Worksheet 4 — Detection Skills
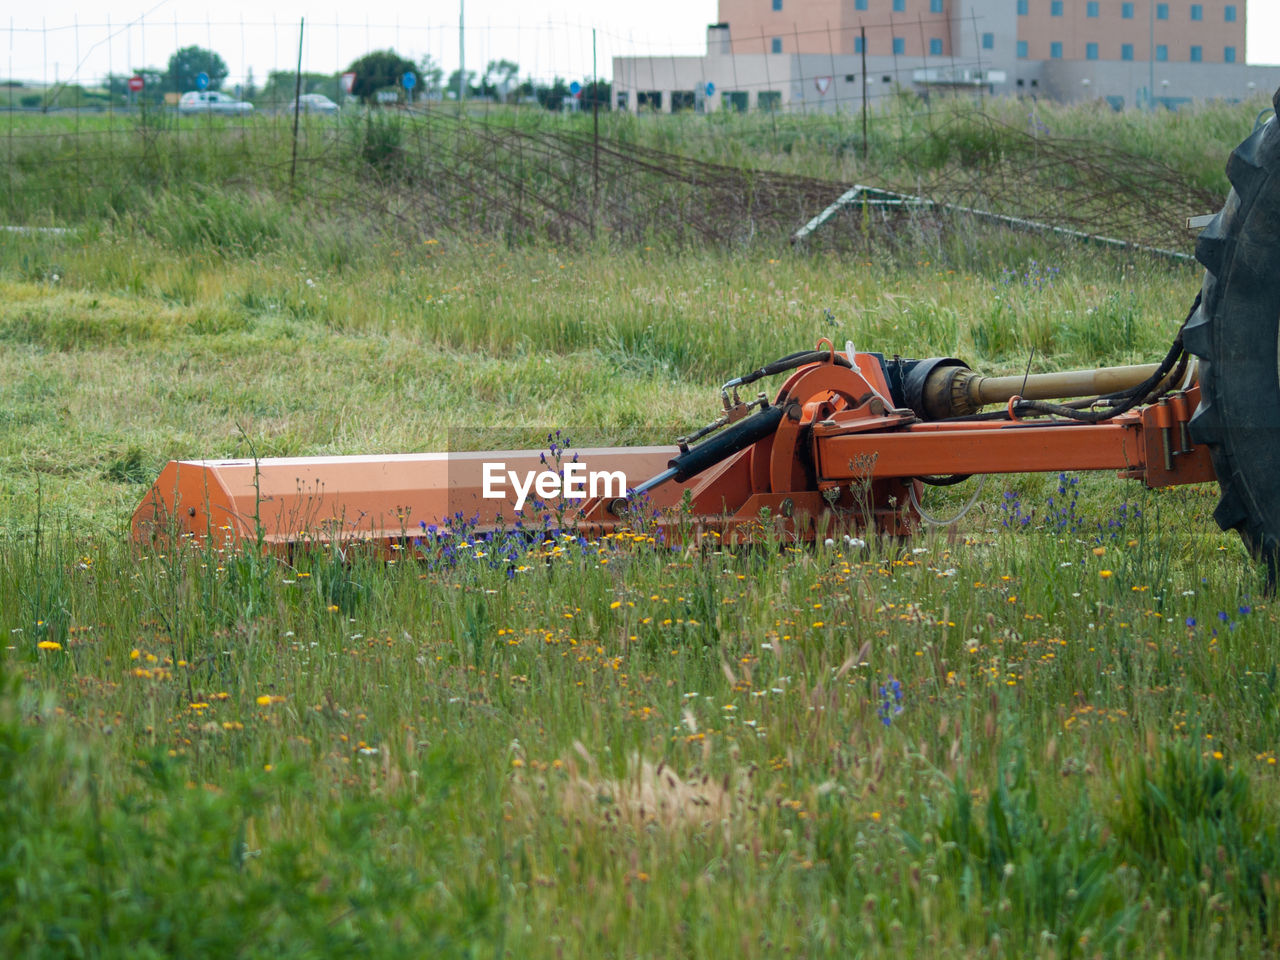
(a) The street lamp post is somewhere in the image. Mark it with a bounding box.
[458,0,465,104]
[1148,0,1154,111]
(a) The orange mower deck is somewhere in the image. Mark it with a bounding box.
[134,350,1216,554]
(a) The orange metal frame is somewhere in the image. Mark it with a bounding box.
[133,351,1216,551]
[576,352,1215,541]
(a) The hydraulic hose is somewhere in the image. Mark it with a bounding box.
[632,404,786,495]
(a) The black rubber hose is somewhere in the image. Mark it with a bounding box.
[733,349,851,388]
[1013,322,1187,422]
[668,405,786,482]
[942,301,1195,425]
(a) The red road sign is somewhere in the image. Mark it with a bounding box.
[341,72,356,94]
[127,76,144,92]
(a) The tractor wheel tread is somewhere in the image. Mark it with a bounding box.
[1182,304,1214,359]
[1188,390,1222,445]
[1212,481,1249,531]
[1190,89,1280,578]
[1192,230,1223,276]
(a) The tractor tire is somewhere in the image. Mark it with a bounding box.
[1185,88,1280,574]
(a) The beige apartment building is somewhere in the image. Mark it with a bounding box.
[613,0,1279,111]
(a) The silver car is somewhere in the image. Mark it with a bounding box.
[178,91,254,115]
[297,93,339,115]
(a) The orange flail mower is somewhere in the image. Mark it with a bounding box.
[131,342,1209,549]
[133,97,1280,573]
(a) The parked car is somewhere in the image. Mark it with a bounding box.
[297,93,339,115]
[178,91,254,115]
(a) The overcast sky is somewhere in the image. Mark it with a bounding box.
[9,0,1280,88]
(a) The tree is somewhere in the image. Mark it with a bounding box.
[346,49,416,104]
[581,80,611,111]
[445,69,477,101]
[480,59,520,101]
[536,78,570,112]
[167,45,228,93]
[418,54,444,97]
[259,70,340,107]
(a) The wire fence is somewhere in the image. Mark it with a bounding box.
[0,14,1236,259]
[3,14,1006,114]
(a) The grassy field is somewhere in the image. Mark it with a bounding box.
[2,99,1279,958]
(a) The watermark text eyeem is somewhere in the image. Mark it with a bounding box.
[482,462,627,512]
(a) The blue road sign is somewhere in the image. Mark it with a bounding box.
[569,80,582,95]
[402,71,416,90]
[195,72,210,90]
[705,82,716,97]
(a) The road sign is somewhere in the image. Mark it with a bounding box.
[127,75,144,92]
[402,71,416,90]
[705,82,716,97]
[569,81,582,95]
[341,72,356,94]
[195,72,210,91]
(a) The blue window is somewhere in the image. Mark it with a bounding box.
[931,0,944,11]
[1017,0,1027,13]
[982,32,994,49]
[1121,43,1134,60]
[1086,42,1099,60]
[930,37,943,54]
[1225,5,1236,21]
[771,36,782,53]
[1017,39,1028,57]
[1190,44,1202,61]
[1191,4,1202,20]
[893,0,905,10]
[1156,43,1168,61]
[855,0,867,10]
[772,0,782,10]
[1050,40,1063,58]
[1224,45,1236,62]
[1051,0,1063,15]
[1086,1,1099,16]
[893,36,905,54]
[1122,2,1133,17]
[1156,3,1168,17]
[854,35,865,52]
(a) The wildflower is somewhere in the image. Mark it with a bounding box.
[37,640,61,651]
[1099,570,1113,579]
[878,677,904,726]
[1185,617,1197,627]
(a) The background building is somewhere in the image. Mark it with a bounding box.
[613,0,1280,111]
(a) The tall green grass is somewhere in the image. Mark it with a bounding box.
[1,95,1275,956]
[1,92,1268,226]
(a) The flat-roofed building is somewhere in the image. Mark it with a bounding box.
[613,0,1278,111]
